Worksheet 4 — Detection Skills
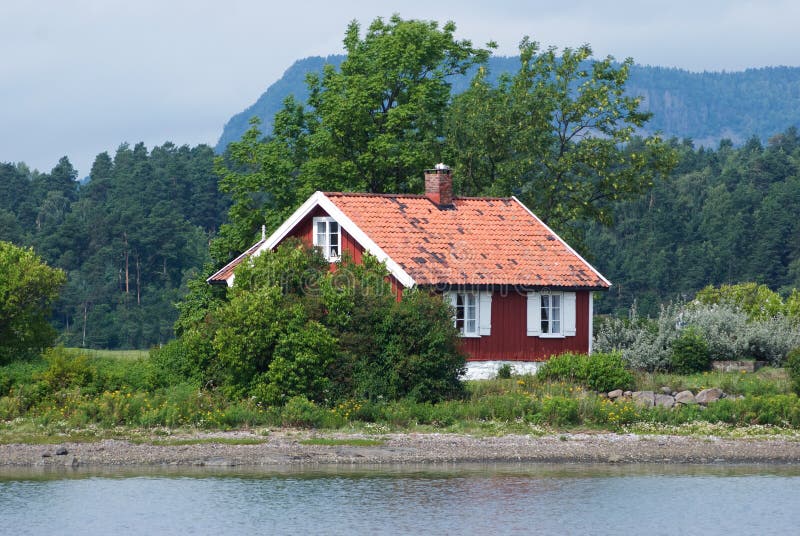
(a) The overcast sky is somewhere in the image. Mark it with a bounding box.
[2,0,798,177]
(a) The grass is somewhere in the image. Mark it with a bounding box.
[633,367,790,396]
[299,438,386,447]
[64,348,149,361]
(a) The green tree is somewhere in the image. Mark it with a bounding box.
[0,241,66,363]
[445,39,676,243]
[211,16,492,263]
[303,15,492,194]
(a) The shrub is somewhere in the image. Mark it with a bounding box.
[584,352,635,392]
[280,396,330,428]
[681,304,749,361]
[786,348,800,395]
[148,338,205,388]
[36,346,94,391]
[670,327,711,374]
[743,316,800,365]
[537,396,579,426]
[595,303,681,371]
[495,363,513,379]
[538,352,633,392]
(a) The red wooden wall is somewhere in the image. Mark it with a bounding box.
[459,291,591,361]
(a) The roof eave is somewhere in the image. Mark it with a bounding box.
[510,196,613,289]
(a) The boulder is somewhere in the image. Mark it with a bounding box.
[608,389,623,400]
[675,390,696,405]
[660,386,672,395]
[695,388,724,405]
[632,391,655,408]
[55,447,68,456]
[655,394,676,408]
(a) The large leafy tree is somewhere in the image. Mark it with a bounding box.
[212,15,492,263]
[0,241,66,363]
[445,39,676,243]
[303,15,492,194]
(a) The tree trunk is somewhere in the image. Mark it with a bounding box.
[123,232,129,295]
[82,302,88,348]
[136,254,141,305]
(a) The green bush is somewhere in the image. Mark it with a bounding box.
[280,396,331,428]
[37,346,94,391]
[495,363,513,379]
[538,352,633,392]
[786,348,800,395]
[584,352,635,392]
[670,327,711,374]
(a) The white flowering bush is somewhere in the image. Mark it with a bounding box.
[595,301,800,370]
[595,302,681,371]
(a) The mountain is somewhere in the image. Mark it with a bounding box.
[216,56,800,152]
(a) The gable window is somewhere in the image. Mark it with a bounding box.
[313,217,341,261]
[446,290,492,338]
[527,291,576,338]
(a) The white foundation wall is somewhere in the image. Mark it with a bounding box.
[462,361,545,380]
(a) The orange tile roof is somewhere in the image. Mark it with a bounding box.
[207,238,266,284]
[325,193,609,288]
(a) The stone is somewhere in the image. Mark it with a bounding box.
[675,390,696,405]
[55,447,68,456]
[660,386,672,395]
[623,391,632,397]
[655,394,676,408]
[608,389,623,400]
[632,391,655,408]
[695,388,724,405]
[41,452,51,458]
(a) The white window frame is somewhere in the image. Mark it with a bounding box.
[540,291,562,336]
[527,291,576,338]
[446,290,492,338]
[312,216,341,262]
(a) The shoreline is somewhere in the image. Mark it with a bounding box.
[2,431,800,467]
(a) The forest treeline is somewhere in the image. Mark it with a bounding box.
[588,128,800,316]
[0,143,227,349]
[2,134,799,349]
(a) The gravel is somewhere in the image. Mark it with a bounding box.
[2,431,800,467]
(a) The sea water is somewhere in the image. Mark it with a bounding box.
[1,463,798,535]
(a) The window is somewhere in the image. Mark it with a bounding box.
[446,291,492,338]
[313,217,341,261]
[540,292,561,335]
[455,292,478,336]
[527,291,576,338]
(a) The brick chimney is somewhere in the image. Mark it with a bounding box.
[424,163,453,206]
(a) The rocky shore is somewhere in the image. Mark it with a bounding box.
[2,430,800,467]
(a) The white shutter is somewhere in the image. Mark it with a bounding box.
[527,292,541,336]
[479,291,492,336]
[445,291,457,326]
[563,291,577,336]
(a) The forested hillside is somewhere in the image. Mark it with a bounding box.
[587,128,800,316]
[217,56,800,152]
[0,143,226,348]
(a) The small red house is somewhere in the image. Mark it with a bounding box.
[208,166,610,379]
